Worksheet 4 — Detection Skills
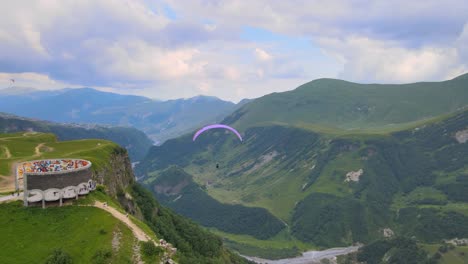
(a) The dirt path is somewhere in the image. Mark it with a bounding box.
[0,198,155,243]
[34,143,45,157]
[0,175,16,193]
[0,157,18,193]
[1,146,12,159]
[0,192,22,202]
[92,201,153,242]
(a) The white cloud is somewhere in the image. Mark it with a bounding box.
[224,66,241,80]
[164,0,468,85]
[0,72,78,90]
[197,81,211,93]
[99,39,205,81]
[254,48,273,61]
[318,32,468,83]
[166,0,468,42]
[0,0,467,102]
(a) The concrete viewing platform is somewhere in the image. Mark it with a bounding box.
[16,159,97,208]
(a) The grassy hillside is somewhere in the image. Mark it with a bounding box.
[147,166,285,239]
[225,73,468,132]
[0,113,153,161]
[0,132,119,193]
[128,184,254,264]
[136,108,468,258]
[0,202,136,264]
[0,130,166,263]
[0,131,253,264]
[338,237,468,264]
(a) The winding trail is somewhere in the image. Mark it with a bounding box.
[0,197,155,243]
[92,201,153,242]
[0,192,23,202]
[1,146,12,159]
[34,143,45,157]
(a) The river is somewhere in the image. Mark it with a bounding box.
[243,245,360,264]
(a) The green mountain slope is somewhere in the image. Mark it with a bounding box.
[136,108,468,257]
[0,203,137,264]
[0,112,153,161]
[128,184,254,264]
[147,166,285,239]
[226,73,468,131]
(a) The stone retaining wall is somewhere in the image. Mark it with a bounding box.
[25,167,93,190]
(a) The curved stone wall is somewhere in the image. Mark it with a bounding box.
[26,167,92,190]
[20,159,96,207]
[16,159,92,191]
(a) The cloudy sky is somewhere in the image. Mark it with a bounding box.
[0,0,467,102]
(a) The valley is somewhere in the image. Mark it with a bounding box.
[3,2,467,263]
[135,74,468,261]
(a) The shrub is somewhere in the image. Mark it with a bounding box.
[438,244,448,253]
[141,241,163,257]
[44,249,73,264]
[92,250,112,264]
[96,185,106,193]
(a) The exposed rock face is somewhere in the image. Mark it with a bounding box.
[455,129,468,143]
[154,179,190,195]
[93,147,135,198]
[383,228,395,238]
[345,169,363,182]
[94,147,148,220]
[245,150,279,174]
[445,238,468,246]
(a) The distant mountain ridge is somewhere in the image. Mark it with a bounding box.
[0,87,239,144]
[226,73,468,131]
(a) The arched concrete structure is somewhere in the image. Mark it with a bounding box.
[77,182,90,195]
[62,186,77,199]
[44,188,61,202]
[88,180,97,191]
[26,189,43,203]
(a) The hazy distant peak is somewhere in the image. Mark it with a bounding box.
[186,95,235,104]
[188,95,221,101]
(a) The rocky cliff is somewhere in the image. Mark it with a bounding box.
[93,146,135,198]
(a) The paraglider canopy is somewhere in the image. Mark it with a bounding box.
[193,124,243,142]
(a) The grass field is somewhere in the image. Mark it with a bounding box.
[210,228,316,259]
[76,190,159,242]
[0,132,117,193]
[0,202,135,264]
[421,244,468,264]
[0,188,163,264]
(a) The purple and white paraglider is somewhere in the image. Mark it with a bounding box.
[193,124,243,142]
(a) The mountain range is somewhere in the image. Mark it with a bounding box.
[135,73,468,260]
[0,87,243,144]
